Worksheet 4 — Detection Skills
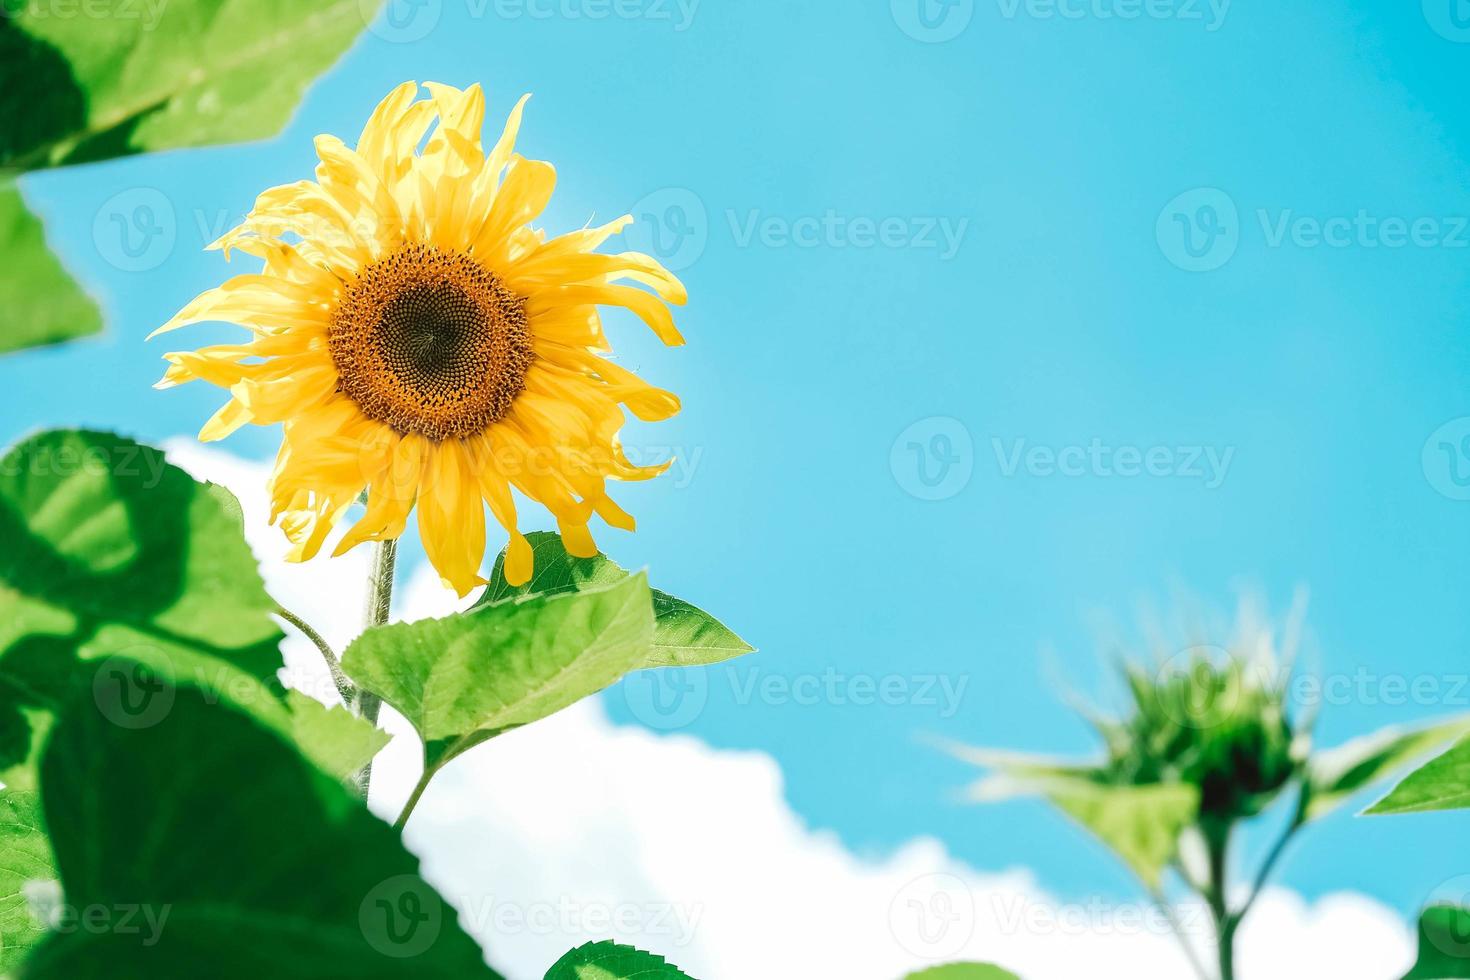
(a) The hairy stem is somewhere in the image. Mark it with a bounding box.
[275,606,355,706]
[354,538,398,801]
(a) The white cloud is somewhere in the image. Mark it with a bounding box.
[166,441,1419,980]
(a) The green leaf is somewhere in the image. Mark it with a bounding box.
[0,1,381,354]
[0,791,56,973]
[477,532,751,668]
[903,966,1022,980]
[288,691,392,782]
[0,429,384,785]
[943,741,1195,888]
[21,682,501,978]
[545,941,695,980]
[1402,905,1470,979]
[346,572,654,768]
[1043,779,1198,888]
[1365,733,1470,815]
[0,186,101,355]
[1306,717,1470,819]
[2,0,382,171]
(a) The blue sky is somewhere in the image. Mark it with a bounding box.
[5,0,1470,923]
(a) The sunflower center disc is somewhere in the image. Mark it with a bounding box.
[330,243,533,440]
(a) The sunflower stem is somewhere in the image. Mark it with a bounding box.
[354,537,397,801]
[274,606,356,706]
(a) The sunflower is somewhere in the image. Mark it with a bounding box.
[153,82,685,595]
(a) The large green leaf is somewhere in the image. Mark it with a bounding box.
[0,429,383,787]
[345,571,655,769]
[1306,717,1470,819]
[20,682,501,979]
[903,966,1021,980]
[0,0,380,355]
[0,792,55,975]
[1365,734,1470,815]
[1402,906,1470,979]
[1,0,380,171]
[476,532,751,668]
[545,941,695,980]
[0,187,101,355]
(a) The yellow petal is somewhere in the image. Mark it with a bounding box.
[417,441,487,597]
[526,283,684,346]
